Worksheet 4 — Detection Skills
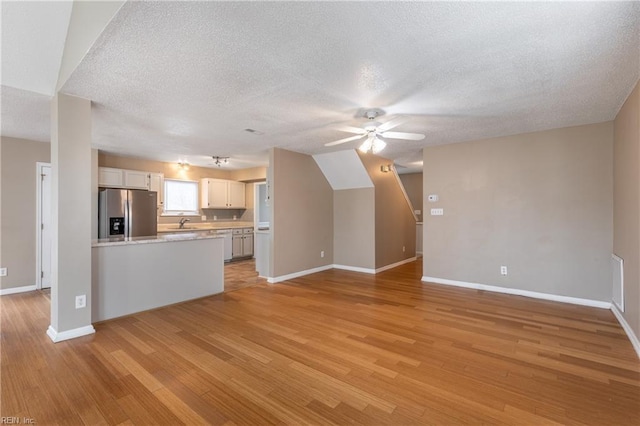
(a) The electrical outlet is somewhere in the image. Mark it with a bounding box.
[320,250,325,258]
[430,208,444,216]
[213,215,217,220]
[75,294,86,309]
[0,267,6,277]
[500,266,508,276]
[201,215,206,221]
[403,246,406,252]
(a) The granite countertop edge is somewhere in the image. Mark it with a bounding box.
[92,233,224,247]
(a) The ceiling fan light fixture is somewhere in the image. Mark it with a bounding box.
[371,137,386,154]
[358,135,373,153]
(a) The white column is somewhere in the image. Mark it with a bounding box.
[48,93,94,342]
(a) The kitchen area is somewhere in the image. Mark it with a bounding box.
[92,152,269,322]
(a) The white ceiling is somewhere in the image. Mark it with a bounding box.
[3,2,640,171]
[1,1,72,95]
[1,1,72,142]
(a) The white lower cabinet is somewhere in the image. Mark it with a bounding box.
[232,228,254,258]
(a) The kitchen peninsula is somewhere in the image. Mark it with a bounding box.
[91,233,224,322]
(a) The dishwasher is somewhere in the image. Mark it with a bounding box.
[213,229,233,262]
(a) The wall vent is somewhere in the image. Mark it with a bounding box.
[612,254,624,312]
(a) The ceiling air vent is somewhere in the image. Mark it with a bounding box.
[244,128,264,135]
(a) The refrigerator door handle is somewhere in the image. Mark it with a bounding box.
[124,197,131,238]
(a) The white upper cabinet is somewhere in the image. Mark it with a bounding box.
[123,170,149,189]
[207,179,229,208]
[98,167,123,188]
[228,181,246,208]
[148,172,164,207]
[98,167,151,190]
[201,178,246,209]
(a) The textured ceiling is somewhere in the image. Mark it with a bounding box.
[7,2,640,171]
[1,1,72,95]
[1,86,51,142]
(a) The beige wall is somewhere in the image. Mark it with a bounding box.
[271,148,333,277]
[614,79,640,339]
[334,188,376,269]
[399,173,423,222]
[359,152,416,269]
[0,137,51,290]
[423,122,613,301]
[230,167,268,182]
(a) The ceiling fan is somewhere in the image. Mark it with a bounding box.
[324,109,425,154]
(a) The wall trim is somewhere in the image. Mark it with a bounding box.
[35,162,51,290]
[376,257,417,273]
[422,276,611,309]
[267,264,333,284]
[610,304,640,359]
[46,325,95,343]
[333,264,376,274]
[0,285,37,296]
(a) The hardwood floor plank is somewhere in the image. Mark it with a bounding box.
[1,259,639,424]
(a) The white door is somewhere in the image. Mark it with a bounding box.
[41,165,52,289]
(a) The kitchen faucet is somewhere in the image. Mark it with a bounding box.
[178,218,191,229]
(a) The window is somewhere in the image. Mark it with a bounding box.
[163,179,199,216]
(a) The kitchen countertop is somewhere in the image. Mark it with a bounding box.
[157,222,254,233]
[92,233,223,247]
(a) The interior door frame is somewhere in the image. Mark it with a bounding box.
[36,162,51,290]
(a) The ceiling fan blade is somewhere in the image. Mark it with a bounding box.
[379,131,425,141]
[377,116,407,132]
[324,134,366,147]
[336,125,367,135]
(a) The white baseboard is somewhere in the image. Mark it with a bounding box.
[422,276,611,309]
[332,264,376,274]
[272,257,419,282]
[611,304,640,359]
[376,257,417,273]
[0,285,37,296]
[47,325,95,343]
[267,264,333,284]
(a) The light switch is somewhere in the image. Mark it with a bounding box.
[430,208,444,216]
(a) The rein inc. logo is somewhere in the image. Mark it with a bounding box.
[1,418,35,424]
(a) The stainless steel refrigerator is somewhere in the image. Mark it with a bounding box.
[99,189,158,239]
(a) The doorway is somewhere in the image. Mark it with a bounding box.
[36,162,51,289]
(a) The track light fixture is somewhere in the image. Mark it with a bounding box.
[212,156,229,167]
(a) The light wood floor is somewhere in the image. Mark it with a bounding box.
[224,259,265,292]
[1,259,639,425]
